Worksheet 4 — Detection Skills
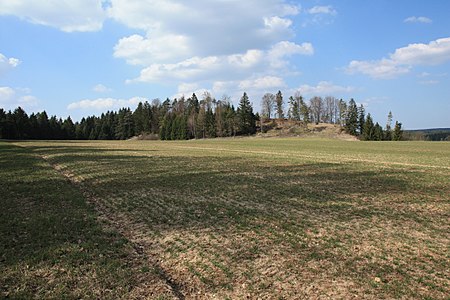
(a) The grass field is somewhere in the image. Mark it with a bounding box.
[1,138,449,299]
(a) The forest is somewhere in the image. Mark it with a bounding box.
[0,91,403,141]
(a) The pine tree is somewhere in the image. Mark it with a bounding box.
[358,104,365,136]
[300,98,310,124]
[275,90,284,119]
[288,96,300,120]
[384,111,393,141]
[373,122,384,141]
[393,121,403,141]
[238,92,256,135]
[338,99,347,126]
[362,113,374,140]
[345,99,358,136]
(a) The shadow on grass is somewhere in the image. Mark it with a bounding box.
[0,143,142,298]
[18,142,423,231]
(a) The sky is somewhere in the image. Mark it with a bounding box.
[1,0,450,129]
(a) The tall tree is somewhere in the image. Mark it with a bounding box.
[288,96,300,120]
[384,111,393,141]
[345,99,358,136]
[238,92,256,135]
[358,104,365,136]
[275,90,284,119]
[12,107,29,139]
[309,96,323,125]
[338,99,347,126]
[393,121,403,141]
[324,96,336,124]
[261,93,275,119]
[373,122,384,141]
[362,113,374,141]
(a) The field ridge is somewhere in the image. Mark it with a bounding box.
[40,153,186,299]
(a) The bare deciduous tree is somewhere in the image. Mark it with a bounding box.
[261,93,275,119]
[309,96,324,125]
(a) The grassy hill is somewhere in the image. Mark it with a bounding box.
[259,119,358,140]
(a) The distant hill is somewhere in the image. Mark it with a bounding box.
[404,128,450,141]
[258,120,358,141]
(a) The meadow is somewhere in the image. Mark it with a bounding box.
[1,138,449,299]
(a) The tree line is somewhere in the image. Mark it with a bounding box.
[0,90,402,141]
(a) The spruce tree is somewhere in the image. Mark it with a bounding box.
[238,92,256,135]
[358,104,365,136]
[345,99,358,136]
[362,113,374,140]
[373,122,384,141]
[275,90,284,119]
[384,111,393,141]
[393,121,403,141]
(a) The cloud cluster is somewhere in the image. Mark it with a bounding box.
[308,6,337,15]
[93,84,112,93]
[67,97,149,110]
[0,53,20,75]
[1,1,345,106]
[404,16,432,24]
[0,86,39,110]
[296,81,355,96]
[346,37,450,79]
[0,0,106,32]
[108,1,315,99]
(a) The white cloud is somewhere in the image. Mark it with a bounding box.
[268,41,313,67]
[0,86,39,110]
[67,97,149,110]
[239,76,286,90]
[0,86,15,101]
[113,34,191,65]
[297,81,355,96]
[419,80,439,85]
[93,84,112,93]
[308,6,337,15]
[390,38,450,65]
[404,16,432,24]
[346,37,450,79]
[0,0,107,32]
[129,39,312,85]
[177,83,199,95]
[0,53,21,75]
[110,0,301,64]
[346,59,411,79]
[228,50,264,68]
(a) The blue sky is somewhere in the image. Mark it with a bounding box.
[1,0,449,129]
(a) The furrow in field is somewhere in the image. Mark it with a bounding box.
[39,156,186,300]
[171,145,450,170]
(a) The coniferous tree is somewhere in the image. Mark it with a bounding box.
[384,111,393,141]
[0,108,6,139]
[62,116,76,139]
[238,92,256,135]
[362,113,374,141]
[275,90,284,119]
[345,99,358,136]
[393,121,403,141]
[338,99,347,126]
[357,104,365,136]
[373,122,384,141]
[288,96,300,120]
[300,98,310,124]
